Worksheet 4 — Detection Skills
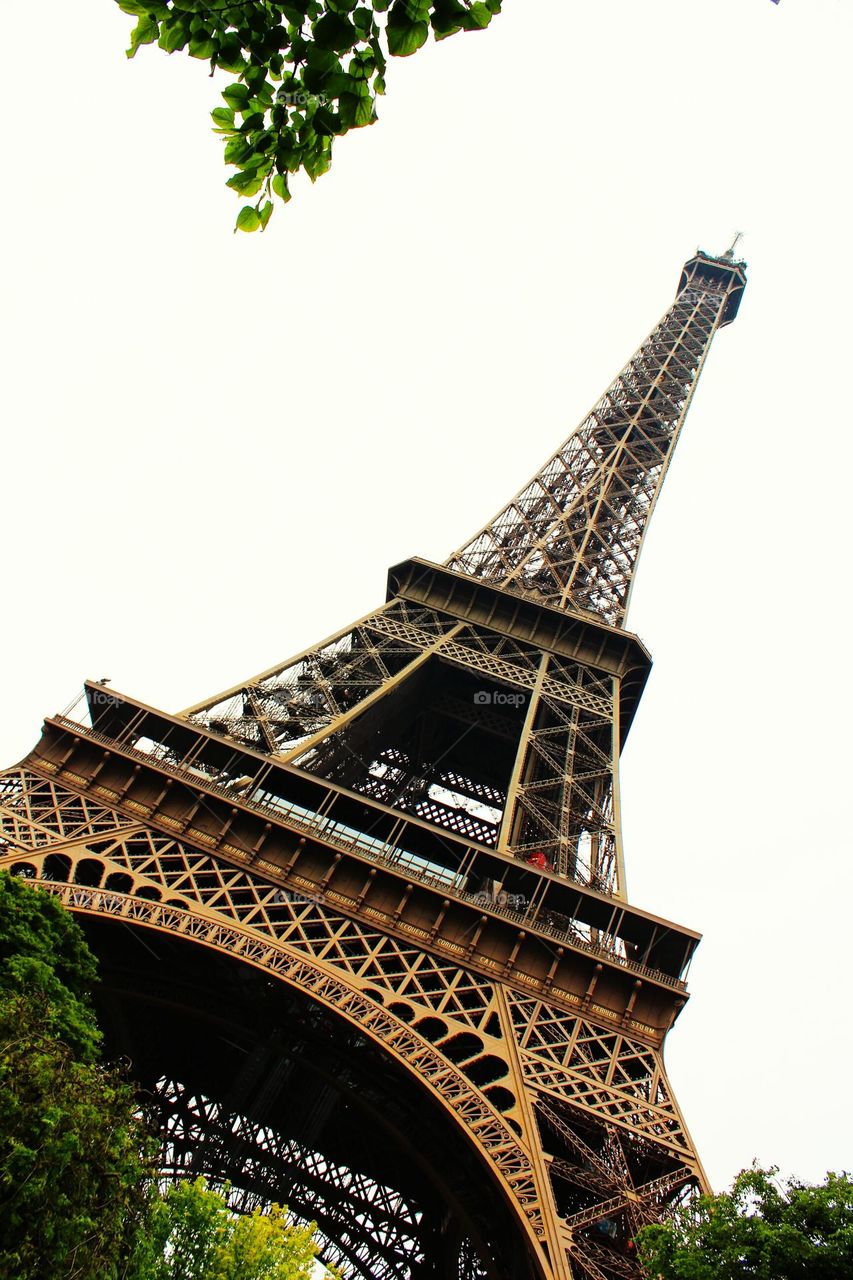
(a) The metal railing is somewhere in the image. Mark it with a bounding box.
[46,710,687,994]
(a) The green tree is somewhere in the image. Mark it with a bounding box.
[0,864,101,1059]
[0,874,339,1278]
[636,1165,853,1280]
[0,870,154,1280]
[114,0,501,228]
[134,1175,342,1279]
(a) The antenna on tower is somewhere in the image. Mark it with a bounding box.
[723,231,744,260]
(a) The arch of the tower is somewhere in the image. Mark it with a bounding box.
[4,874,544,1279]
[0,797,549,1280]
[70,914,533,1280]
[0,764,703,1280]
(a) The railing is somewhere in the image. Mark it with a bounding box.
[45,710,687,994]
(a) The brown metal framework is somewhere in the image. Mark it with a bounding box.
[0,249,746,1279]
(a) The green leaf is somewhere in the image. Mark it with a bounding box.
[431,0,467,38]
[188,36,216,60]
[305,43,340,72]
[235,206,261,232]
[339,93,375,128]
[126,15,159,58]
[249,130,276,157]
[465,1,492,27]
[303,142,332,181]
[249,82,275,109]
[158,18,189,53]
[386,5,429,57]
[216,35,246,72]
[240,111,266,132]
[313,12,357,52]
[211,107,236,131]
[311,105,337,134]
[222,83,251,110]
[321,71,354,97]
[224,136,254,166]
[258,201,274,230]
[243,145,273,170]
[369,31,387,71]
[277,144,302,173]
[226,168,266,196]
[400,0,432,17]
[431,11,462,38]
[272,173,292,202]
[349,48,376,77]
[243,63,268,92]
[118,0,168,15]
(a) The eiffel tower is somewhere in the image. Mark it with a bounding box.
[0,247,746,1280]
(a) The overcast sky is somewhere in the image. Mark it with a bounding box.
[3,0,852,1192]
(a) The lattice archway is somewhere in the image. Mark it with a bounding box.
[1,763,703,1280]
[0,771,552,1279]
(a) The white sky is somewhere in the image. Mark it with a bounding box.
[2,0,852,1193]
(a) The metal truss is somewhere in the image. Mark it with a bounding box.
[2,764,706,1280]
[182,602,624,894]
[179,252,745,897]
[154,1078,427,1280]
[1,252,747,1278]
[446,253,746,626]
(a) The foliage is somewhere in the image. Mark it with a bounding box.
[0,865,101,1060]
[131,1175,342,1279]
[0,872,155,1280]
[0,875,336,1279]
[636,1165,853,1280]
[114,0,502,228]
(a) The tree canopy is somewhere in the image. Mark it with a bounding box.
[115,0,501,229]
[133,1176,342,1279]
[0,871,154,1279]
[0,872,339,1278]
[636,1165,853,1280]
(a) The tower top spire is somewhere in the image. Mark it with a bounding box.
[446,250,747,625]
[723,230,744,260]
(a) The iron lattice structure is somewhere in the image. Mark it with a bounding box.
[0,249,746,1280]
